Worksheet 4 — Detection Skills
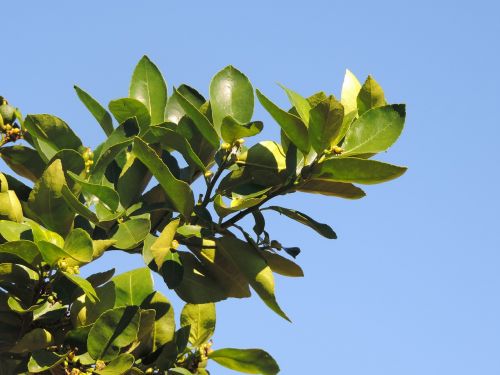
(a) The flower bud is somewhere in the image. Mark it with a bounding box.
[332,146,343,155]
[171,239,179,250]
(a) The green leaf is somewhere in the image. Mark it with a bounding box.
[296,179,366,199]
[180,303,216,346]
[23,114,83,162]
[151,218,180,269]
[214,194,266,218]
[38,240,90,267]
[341,104,405,156]
[27,350,66,373]
[308,95,344,153]
[130,56,168,125]
[279,84,311,124]
[165,84,205,124]
[87,268,115,288]
[87,306,140,361]
[261,251,304,277]
[216,236,289,321]
[0,145,45,182]
[74,85,114,136]
[91,117,139,178]
[140,291,175,351]
[132,137,194,219]
[149,125,206,172]
[112,217,151,250]
[61,185,99,224]
[0,190,23,222]
[210,65,254,133]
[116,154,152,208]
[209,348,280,375]
[316,157,407,184]
[109,98,151,133]
[174,251,227,303]
[357,75,386,115]
[92,239,117,259]
[174,88,219,149]
[0,240,42,269]
[240,141,287,187]
[10,328,53,353]
[221,116,263,144]
[95,353,135,374]
[28,159,74,235]
[256,89,309,154]
[187,237,251,298]
[24,219,64,247]
[62,272,99,303]
[265,206,336,239]
[65,228,93,260]
[0,220,30,241]
[340,69,362,115]
[68,171,120,212]
[112,268,154,307]
[169,368,193,375]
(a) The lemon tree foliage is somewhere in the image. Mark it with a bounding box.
[0,58,406,374]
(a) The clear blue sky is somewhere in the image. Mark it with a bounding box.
[2,1,499,374]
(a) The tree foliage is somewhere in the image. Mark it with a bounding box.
[0,58,406,374]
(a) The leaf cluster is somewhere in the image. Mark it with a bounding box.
[0,57,406,374]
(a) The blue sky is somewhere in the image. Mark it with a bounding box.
[2,0,500,374]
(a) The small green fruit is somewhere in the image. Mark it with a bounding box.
[0,104,16,124]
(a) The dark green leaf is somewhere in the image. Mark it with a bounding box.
[112,267,154,307]
[265,206,336,239]
[96,353,134,374]
[74,85,114,136]
[174,88,219,149]
[23,114,83,162]
[28,159,74,235]
[109,98,151,133]
[279,84,311,124]
[140,291,175,351]
[62,272,99,303]
[174,251,227,303]
[308,96,344,153]
[0,240,42,269]
[256,89,309,154]
[0,220,30,241]
[216,236,289,321]
[165,84,205,124]
[342,104,405,156]
[130,56,168,125]
[187,237,251,298]
[10,328,53,353]
[27,350,66,373]
[132,137,194,219]
[112,217,151,250]
[0,145,45,182]
[296,179,366,199]
[210,66,254,133]
[221,116,263,144]
[150,125,206,172]
[68,171,120,211]
[316,157,407,184]
[180,303,216,346]
[87,306,140,361]
[209,348,280,375]
[261,251,304,277]
[357,75,386,115]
